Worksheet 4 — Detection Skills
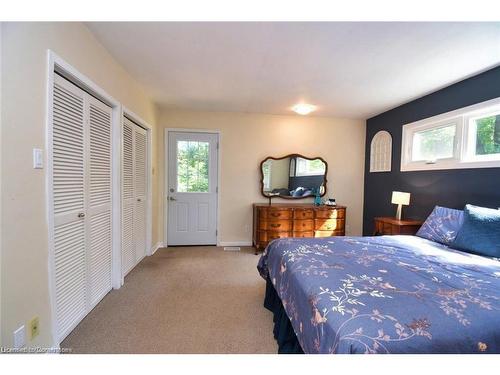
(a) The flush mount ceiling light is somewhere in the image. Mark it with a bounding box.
[292,103,316,115]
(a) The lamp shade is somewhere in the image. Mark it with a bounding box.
[391,191,410,206]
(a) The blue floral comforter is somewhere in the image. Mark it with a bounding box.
[257,235,500,354]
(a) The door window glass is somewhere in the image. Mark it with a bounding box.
[177,141,209,192]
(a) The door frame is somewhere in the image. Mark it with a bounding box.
[45,50,122,347]
[163,128,221,247]
[121,108,153,281]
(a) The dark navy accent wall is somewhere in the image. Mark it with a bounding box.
[363,66,500,235]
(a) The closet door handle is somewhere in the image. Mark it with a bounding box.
[77,212,85,218]
[137,198,142,202]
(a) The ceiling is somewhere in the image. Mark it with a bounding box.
[86,22,500,119]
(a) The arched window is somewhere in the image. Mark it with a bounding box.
[370,130,392,172]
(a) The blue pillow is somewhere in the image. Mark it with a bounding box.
[451,204,500,258]
[416,206,464,245]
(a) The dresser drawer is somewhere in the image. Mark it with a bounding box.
[292,231,314,238]
[314,230,345,238]
[259,219,292,231]
[315,208,345,219]
[314,218,344,231]
[383,222,393,234]
[293,219,314,231]
[266,208,292,220]
[293,209,314,219]
[259,230,292,242]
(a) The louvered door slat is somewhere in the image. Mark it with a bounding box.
[87,97,113,308]
[122,118,136,275]
[134,126,148,262]
[123,120,134,200]
[122,202,135,275]
[53,77,84,216]
[52,76,87,341]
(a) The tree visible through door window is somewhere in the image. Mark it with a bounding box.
[177,141,209,192]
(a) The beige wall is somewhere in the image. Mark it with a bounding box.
[0,22,367,350]
[159,109,366,245]
[0,23,159,348]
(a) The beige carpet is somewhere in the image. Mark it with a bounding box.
[61,246,277,353]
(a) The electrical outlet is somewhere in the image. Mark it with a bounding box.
[29,316,40,340]
[13,325,26,348]
[244,224,250,233]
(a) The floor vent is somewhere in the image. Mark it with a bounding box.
[223,246,241,251]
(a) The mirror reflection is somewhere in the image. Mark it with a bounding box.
[261,155,327,199]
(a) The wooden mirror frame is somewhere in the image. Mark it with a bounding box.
[259,154,328,200]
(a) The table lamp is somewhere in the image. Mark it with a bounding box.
[391,191,410,220]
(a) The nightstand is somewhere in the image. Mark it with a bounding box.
[373,217,423,236]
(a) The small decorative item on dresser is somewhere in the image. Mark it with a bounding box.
[373,217,424,236]
[314,187,322,206]
[324,198,336,206]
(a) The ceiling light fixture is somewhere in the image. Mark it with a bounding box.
[292,103,316,115]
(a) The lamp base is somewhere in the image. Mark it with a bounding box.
[395,204,402,220]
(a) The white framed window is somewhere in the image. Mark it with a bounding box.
[262,159,272,191]
[295,157,326,176]
[370,130,392,172]
[401,97,500,172]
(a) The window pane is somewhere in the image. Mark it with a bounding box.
[262,160,272,191]
[474,114,500,156]
[295,157,326,176]
[412,124,456,162]
[177,141,209,192]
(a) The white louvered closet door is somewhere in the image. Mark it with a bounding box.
[87,96,113,308]
[51,74,113,342]
[134,125,148,262]
[121,118,136,275]
[121,118,148,277]
[52,74,87,340]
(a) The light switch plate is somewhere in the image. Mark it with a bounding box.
[33,148,43,169]
[13,325,26,348]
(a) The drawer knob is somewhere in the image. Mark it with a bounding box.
[270,223,281,228]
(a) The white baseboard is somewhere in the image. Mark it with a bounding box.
[150,242,164,255]
[218,241,253,247]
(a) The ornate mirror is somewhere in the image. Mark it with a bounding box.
[260,154,327,199]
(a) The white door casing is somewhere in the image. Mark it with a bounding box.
[167,132,218,246]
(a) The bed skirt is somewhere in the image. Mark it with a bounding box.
[263,277,304,354]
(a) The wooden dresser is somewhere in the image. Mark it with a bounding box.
[253,203,346,252]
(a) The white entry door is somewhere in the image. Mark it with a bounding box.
[167,132,218,245]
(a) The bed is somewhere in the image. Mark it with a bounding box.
[257,235,500,354]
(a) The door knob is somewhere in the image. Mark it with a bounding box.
[137,198,142,202]
[77,212,85,218]
[169,196,177,201]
